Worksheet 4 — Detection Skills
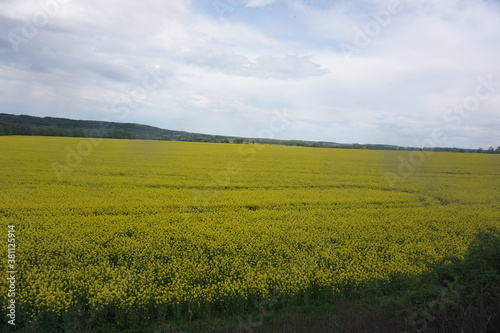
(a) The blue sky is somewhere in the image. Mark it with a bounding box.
[1,0,499,149]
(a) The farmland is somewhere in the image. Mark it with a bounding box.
[1,136,499,331]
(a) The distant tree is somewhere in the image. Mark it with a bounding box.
[496,146,500,153]
[71,129,85,137]
[0,122,12,135]
[477,147,483,153]
[15,124,33,135]
[487,147,494,154]
[234,138,244,144]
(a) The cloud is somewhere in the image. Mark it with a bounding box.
[0,0,499,148]
[243,55,327,79]
[244,0,281,8]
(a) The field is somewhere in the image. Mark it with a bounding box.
[1,136,499,331]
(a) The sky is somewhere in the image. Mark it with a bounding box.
[1,0,499,149]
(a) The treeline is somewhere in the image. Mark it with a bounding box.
[0,120,148,140]
[233,137,500,153]
[1,113,499,153]
[0,113,231,142]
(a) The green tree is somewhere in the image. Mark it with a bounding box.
[0,121,12,135]
[71,129,85,137]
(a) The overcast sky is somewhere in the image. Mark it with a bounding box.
[1,0,499,148]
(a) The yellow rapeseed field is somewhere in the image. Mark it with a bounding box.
[0,136,499,326]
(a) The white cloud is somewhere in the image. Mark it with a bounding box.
[0,0,499,148]
[244,0,281,8]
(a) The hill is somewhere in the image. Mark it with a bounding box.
[0,113,496,153]
[0,113,230,142]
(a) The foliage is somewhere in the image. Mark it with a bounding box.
[0,136,499,331]
[373,228,500,332]
[2,113,498,152]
